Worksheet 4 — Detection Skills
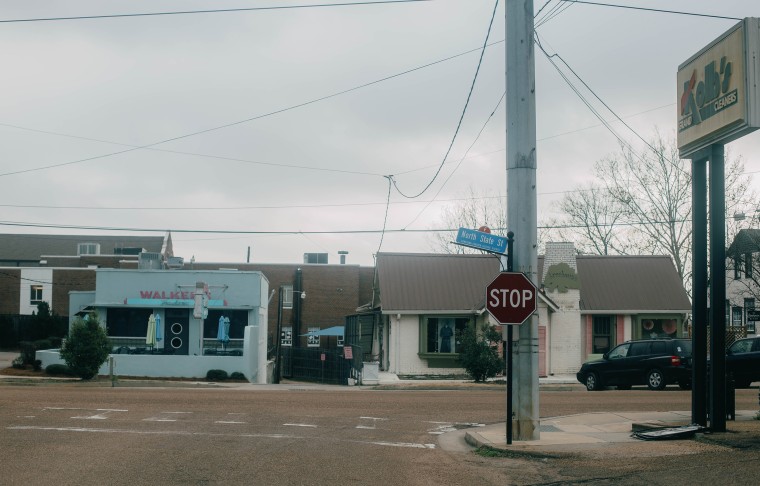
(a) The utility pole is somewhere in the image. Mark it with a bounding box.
[505,0,540,440]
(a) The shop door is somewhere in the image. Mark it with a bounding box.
[165,309,189,355]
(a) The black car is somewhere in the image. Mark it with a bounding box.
[727,336,760,388]
[576,338,692,391]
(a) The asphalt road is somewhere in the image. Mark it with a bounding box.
[1,384,758,485]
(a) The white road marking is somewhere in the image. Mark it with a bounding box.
[143,411,192,422]
[356,416,388,430]
[215,413,247,424]
[283,423,317,428]
[7,426,436,450]
[366,441,436,449]
[70,409,128,420]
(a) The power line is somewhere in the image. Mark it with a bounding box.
[0,217,697,235]
[402,91,506,229]
[558,1,742,21]
[390,0,500,199]
[0,1,432,24]
[0,39,505,178]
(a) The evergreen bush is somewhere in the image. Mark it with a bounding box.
[230,372,246,381]
[46,364,76,376]
[457,324,502,382]
[206,369,229,381]
[59,314,111,380]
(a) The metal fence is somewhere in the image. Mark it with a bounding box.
[280,345,362,385]
[0,314,68,349]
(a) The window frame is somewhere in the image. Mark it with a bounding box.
[745,298,756,333]
[29,285,43,305]
[306,326,320,348]
[592,315,615,354]
[418,315,474,357]
[281,285,294,310]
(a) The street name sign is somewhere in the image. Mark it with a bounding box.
[455,227,508,255]
[486,272,537,325]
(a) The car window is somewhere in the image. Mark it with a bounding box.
[730,340,753,354]
[650,341,666,354]
[629,342,651,356]
[608,343,630,359]
[675,340,692,355]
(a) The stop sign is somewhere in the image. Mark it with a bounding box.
[486,272,537,325]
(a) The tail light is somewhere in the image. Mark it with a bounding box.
[670,356,681,366]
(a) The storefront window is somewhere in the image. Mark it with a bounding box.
[203,310,248,339]
[106,308,153,337]
[422,316,471,354]
[640,317,679,338]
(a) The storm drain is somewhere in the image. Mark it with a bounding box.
[539,424,561,432]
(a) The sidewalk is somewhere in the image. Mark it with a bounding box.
[465,409,759,451]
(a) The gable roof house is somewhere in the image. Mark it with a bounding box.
[369,242,691,379]
[725,228,760,337]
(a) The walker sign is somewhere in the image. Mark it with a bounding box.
[486,272,536,325]
[678,17,760,157]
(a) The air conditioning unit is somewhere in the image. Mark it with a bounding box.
[138,252,162,270]
[166,256,184,269]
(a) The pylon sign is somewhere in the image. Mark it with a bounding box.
[486,272,537,325]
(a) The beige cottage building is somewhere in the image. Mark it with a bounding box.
[368,243,692,378]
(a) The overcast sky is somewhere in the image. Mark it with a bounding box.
[1,0,757,266]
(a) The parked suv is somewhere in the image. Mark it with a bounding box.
[577,338,692,391]
[726,336,760,388]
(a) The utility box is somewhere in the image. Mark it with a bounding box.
[361,362,379,385]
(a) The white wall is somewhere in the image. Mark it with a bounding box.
[19,268,53,315]
[546,288,582,374]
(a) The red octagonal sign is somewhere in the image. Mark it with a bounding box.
[486,272,537,325]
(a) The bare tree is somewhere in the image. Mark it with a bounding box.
[430,187,507,254]
[552,134,754,293]
[551,183,630,255]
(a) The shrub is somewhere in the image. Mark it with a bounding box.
[59,314,111,380]
[18,341,36,365]
[46,364,76,376]
[32,359,42,371]
[230,372,246,381]
[457,324,503,382]
[47,336,63,348]
[11,356,25,369]
[206,369,229,381]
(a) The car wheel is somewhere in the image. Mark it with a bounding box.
[647,369,666,390]
[678,380,692,390]
[585,372,602,391]
[617,384,632,390]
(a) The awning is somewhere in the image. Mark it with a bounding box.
[301,325,344,337]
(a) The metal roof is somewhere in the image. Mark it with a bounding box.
[376,252,691,314]
[376,253,499,313]
[566,255,690,312]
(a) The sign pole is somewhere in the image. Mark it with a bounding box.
[506,232,514,445]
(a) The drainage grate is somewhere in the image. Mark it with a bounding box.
[539,424,561,432]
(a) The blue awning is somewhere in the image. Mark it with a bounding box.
[301,325,344,337]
